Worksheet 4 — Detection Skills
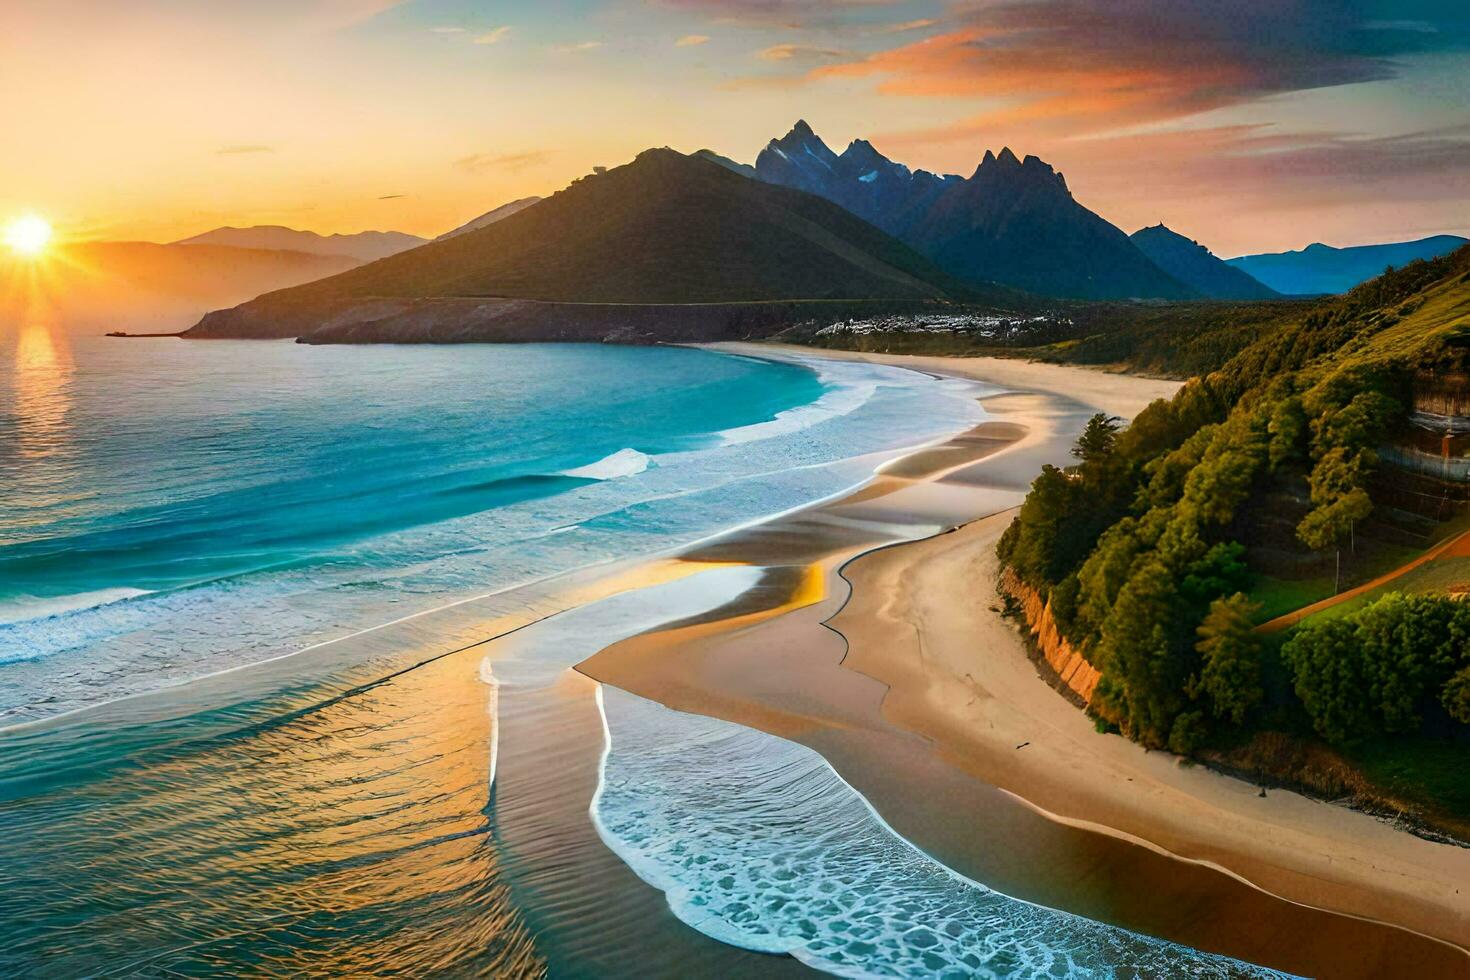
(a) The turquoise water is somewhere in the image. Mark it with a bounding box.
[0,334,1414,977]
[0,335,993,977]
[0,335,982,723]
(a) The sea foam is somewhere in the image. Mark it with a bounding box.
[592,687,1295,979]
[560,448,652,480]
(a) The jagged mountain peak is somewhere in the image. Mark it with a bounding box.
[770,119,833,155]
[972,147,1069,195]
[752,122,1190,299]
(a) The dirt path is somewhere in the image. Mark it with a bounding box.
[1257,528,1470,634]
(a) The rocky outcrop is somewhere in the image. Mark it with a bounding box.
[1000,567,1101,703]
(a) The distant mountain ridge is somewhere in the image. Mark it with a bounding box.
[1227,235,1469,296]
[1130,224,1280,300]
[176,225,426,263]
[435,198,543,242]
[3,242,360,333]
[750,121,1195,301]
[187,148,1002,341]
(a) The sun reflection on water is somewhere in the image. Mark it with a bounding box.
[8,317,74,461]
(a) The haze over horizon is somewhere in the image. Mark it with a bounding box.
[3,0,1468,257]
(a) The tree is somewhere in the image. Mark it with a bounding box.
[1180,543,1250,607]
[1281,617,1370,742]
[1443,666,1470,725]
[1267,397,1306,471]
[1072,413,1121,465]
[996,464,1084,587]
[1283,593,1470,741]
[1297,485,1373,551]
[1095,558,1193,746]
[1168,710,1208,755]
[1192,593,1264,725]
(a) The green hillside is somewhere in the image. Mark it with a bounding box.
[997,245,1470,830]
[211,149,987,309]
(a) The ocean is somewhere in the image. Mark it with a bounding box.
[0,334,982,723]
[0,333,1302,977]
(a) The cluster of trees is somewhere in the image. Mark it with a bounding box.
[1284,593,1470,742]
[998,245,1470,754]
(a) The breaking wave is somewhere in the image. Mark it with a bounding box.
[591,688,1293,979]
[560,449,652,480]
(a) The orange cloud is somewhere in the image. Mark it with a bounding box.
[818,27,1259,137]
[880,19,935,34]
[813,2,1468,137]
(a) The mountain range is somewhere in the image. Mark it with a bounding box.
[750,122,1197,301]
[187,148,996,341]
[1227,235,1470,296]
[6,242,360,333]
[178,121,1466,342]
[1130,224,1280,300]
[176,226,425,263]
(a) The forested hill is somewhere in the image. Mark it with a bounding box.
[187,149,1006,340]
[998,245,1470,767]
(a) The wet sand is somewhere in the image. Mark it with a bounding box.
[581,344,1470,976]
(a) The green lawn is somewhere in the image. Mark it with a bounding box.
[1248,575,1335,623]
[1249,540,1431,627]
[1292,555,1470,627]
[1342,736,1470,828]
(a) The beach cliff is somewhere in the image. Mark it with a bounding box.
[999,566,1101,703]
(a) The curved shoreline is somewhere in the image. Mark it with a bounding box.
[10,341,1468,974]
[581,343,1470,975]
[2,346,980,735]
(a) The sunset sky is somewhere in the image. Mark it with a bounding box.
[2,0,1467,256]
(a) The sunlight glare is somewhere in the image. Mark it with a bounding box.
[4,215,53,258]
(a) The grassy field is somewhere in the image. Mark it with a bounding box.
[1295,554,1470,626]
[1343,735,1470,833]
[1248,538,1423,625]
[1248,575,1336,623]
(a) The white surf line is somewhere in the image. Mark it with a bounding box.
[0,560,614,735]
[486,565,767,687]
[480,657,501,791]
[588,687,1299,979]
[7,358,990,735]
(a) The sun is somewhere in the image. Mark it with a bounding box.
[4,214,53,258]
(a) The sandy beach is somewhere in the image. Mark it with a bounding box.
[581,343,1470,976]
